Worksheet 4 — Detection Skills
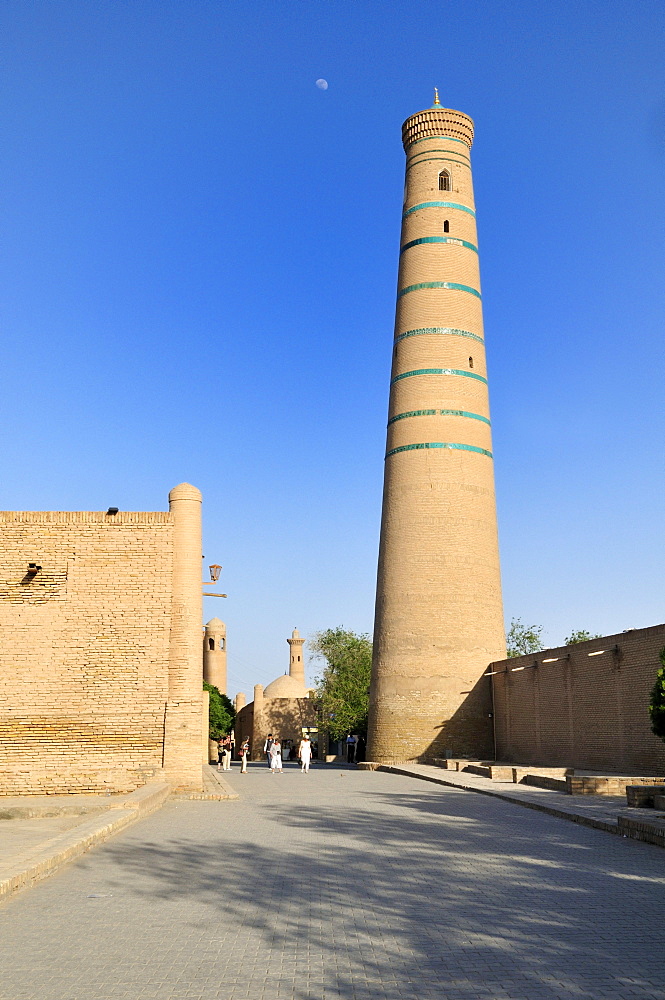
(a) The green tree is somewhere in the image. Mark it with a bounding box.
[506,617,544,658]
[564,629,601,645]
[310,627,372,740]
[204,681,235,739]
[648,648,665,743]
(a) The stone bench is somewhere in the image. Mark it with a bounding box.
[522,773,568,793]
[512,767,570,785]
[625,784,665,808]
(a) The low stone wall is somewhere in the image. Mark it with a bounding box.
[618,812,665,848]
[569,775,665,796]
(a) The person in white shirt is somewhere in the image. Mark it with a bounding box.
[269,738,283,773]
[298,735,312,773]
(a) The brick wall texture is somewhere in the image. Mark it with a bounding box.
[236,698,318,762]
[0,493,204,795]
[492,624,665,774]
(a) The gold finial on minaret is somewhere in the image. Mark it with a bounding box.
[433,87,441,106]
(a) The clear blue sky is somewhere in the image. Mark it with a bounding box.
[1,1,663,695]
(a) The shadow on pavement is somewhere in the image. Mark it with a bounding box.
[97,769,665,1000]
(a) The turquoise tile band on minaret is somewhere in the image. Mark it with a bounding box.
[402,201,476,219]
[390,368,488,386]
[397,281,481,299]
[394,327,485,345]
[400,236,478,254]
[405,156,470,173]
[385,442,493,459]
[388,409,490,426]
[407,147,471,165]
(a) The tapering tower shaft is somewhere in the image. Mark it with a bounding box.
[367,98,505,763]
[287,628,306,687]
[203,618,227,694]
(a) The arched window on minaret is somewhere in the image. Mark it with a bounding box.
[208,638,215,651]
[443,220,450,233]
[438,170,451,191]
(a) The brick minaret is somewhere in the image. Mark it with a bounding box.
[287,628,306,687]
[203,617,227,694]
[366,93,505,764]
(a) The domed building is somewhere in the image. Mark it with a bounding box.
[234,629,319,761]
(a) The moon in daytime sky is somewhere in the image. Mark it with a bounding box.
[315,78,328,90]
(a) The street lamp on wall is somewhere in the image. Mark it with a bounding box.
[203,562,226,597]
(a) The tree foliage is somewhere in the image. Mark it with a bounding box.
[564,629,601,645]
[506,617,544,658]
[204,681,235,739]
[311,627,372,741]
[648,648,665,743]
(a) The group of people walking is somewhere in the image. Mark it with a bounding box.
[216,734,233,771]
[217,733,313,774]
[263,733,313,773]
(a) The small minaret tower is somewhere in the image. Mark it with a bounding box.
[366,93,505,764]
[287,628,306,687]
[202,618,227,694]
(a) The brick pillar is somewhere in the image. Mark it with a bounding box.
[163,482,204,790]
[202,688,210,763]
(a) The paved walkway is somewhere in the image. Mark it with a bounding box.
[380,763,630,831]
[1,761,665,1000]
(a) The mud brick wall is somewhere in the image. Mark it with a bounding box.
[492,624,665,774]
[0,511,176,794]
[250,698,318,762]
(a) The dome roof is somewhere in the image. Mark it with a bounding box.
[263,673,308,699]
[169,482,202,502]
[205,617,225,629]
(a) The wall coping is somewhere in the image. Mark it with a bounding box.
[0,512,173,524]
[490,622,665,672]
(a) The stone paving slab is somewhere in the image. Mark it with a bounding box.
[1,762,665,999]
[376,762,628,831]
[0,781,171,900]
